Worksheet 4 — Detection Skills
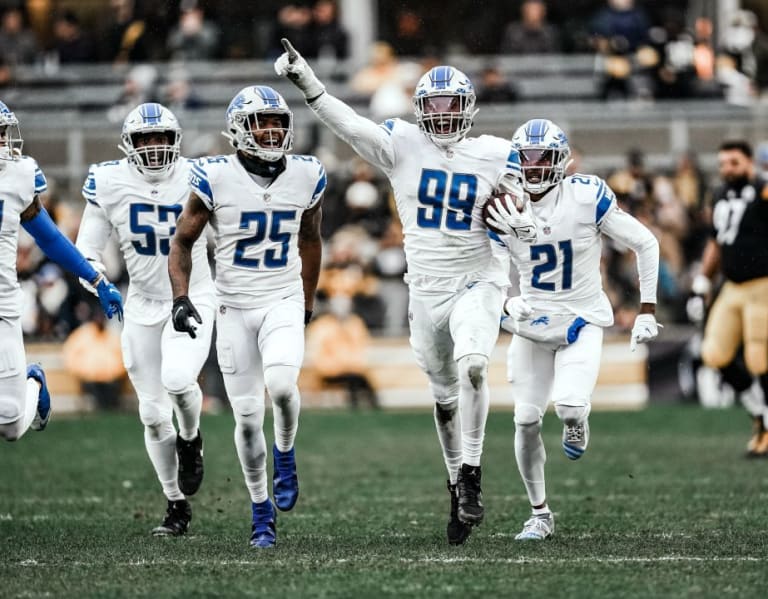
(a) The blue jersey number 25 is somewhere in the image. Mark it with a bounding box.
[234,210,296,268]
[530,240,573,291]
[417,169,477,231]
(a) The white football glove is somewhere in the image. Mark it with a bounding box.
[79,259,106,297]
[686,274,712,324]
[630,313,663,352]
[503,296,533,321]
[485,192,537,243]
[273,38,326,100]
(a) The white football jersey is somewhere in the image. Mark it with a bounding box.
[189,153,326,308]
[499,174,618,326]
[78,158,212,302]
[377,119,517,285]
[0,157,47,318]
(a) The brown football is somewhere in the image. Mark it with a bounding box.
[482,193,521,235]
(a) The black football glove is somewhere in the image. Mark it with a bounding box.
[172,295,202,339]
[304,310,313,326]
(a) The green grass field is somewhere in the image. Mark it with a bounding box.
[2,405,768,598]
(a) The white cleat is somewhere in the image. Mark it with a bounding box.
[563,420,590,460]
[514,512,555,541]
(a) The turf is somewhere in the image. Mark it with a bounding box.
[2,405,767,598]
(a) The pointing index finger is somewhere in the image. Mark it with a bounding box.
[281,38,299,62]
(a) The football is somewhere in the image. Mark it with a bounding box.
[482,192,523,235]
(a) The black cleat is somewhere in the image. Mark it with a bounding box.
[447,480,472,545]
[457,463,484,525]
[176,431,204,496]
[152,499,192,536]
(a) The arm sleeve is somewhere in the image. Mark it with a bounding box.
[600,208,660,304]
[22,208,99,283]
[189,160,215,211]
[76,203,114,261]
[308,160,327,209]
[308,93,396,173]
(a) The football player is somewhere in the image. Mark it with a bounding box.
[688,140,768,456]
[275,39,537,545]
[0,100,123,442]
[168,86,324,549]
[488,119,660,540]
[75,103,214,536]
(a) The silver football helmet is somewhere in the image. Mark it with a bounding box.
[119,103,182,178]
[0,100,23,161]
[511,119,572,194]
[413,66,477,147]
[223,85,293,162]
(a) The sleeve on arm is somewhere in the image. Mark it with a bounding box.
[309,93,396,173]
[81,167,99,206]
[308,160,327,209]
[599,207,660,304]
[595,179,616,226]
[189,160,215,210]
[34,163,48,196]
[76,203,113,261]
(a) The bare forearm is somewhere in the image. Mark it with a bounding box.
[169,240,193,298]
[299,238,322,312]
[700,238,721,280]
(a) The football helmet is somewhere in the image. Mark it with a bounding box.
[413,66,477,147]
[511,119,571,194]
[0,100,23,161]
[223,85,293,162]
[119,103,182,178]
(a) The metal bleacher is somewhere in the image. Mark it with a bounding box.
[4,54,766,191]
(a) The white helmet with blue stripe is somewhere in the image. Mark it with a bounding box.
[0,99,23,161]
[119,102,182,179]
[413,66,477,147]
[224,85,293,162]
[511,118,571,194]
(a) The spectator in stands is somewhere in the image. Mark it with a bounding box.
[312,0,348,61]
[107,64,159,123]
[51,10,95,65]
[305,293,380,410]
[161,65,204,112]
[590,0,651,100]
[717,9,768,104]
[646,8,696,99]
[98,0,150,64]
[0,7,39,66]
[63,305,126,411]
[607,148,653,213]
[269,4,316,59]
[167,0,220,62]
[499,0,560,55]
[476,65,519,103]
[391,9,427,57]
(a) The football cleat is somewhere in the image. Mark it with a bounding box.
[250,499,276,548]
[26,364,51,431]
[515,511,555,541]
[176,431,204,496]
[456,463,484,525]
[563,420,590,460]
[272,445,299,512]
[446,480,472,545]
[152,499,192,536]
[746,416,768,458]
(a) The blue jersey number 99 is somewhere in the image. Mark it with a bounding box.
[417,169,477,231]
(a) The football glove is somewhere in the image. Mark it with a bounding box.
[94,275,124,321]
[274,38,326,101]
[503,296,533,321]
[172,295,203,339]
[685,274,711,324]
[79,259,106,297]
[629,313,662,352]
[485,193,537,243]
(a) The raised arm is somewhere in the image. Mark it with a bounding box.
[298,202,322,324]
[274,38,396,173]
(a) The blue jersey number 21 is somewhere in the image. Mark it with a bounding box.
[531,240,573,291]
[417,169,477,231]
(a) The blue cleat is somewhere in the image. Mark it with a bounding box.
[272,445,299,511]
[563,420,590,460]
[26,363,50,431]
[250,499,276,548]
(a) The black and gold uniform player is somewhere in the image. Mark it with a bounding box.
[690,140,768,456]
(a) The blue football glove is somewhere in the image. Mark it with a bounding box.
[95,276,124,321]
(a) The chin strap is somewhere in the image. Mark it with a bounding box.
[237,152,287,179]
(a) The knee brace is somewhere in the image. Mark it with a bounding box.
[230,394,264,419]
[0,397,21,423]
[138,396,172,429]
[458,354,488,391]
[554,402,590,426]
[514,402,544,427]
[264,366,298,409]
[161,366,198,396]
[429,380,459,408]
